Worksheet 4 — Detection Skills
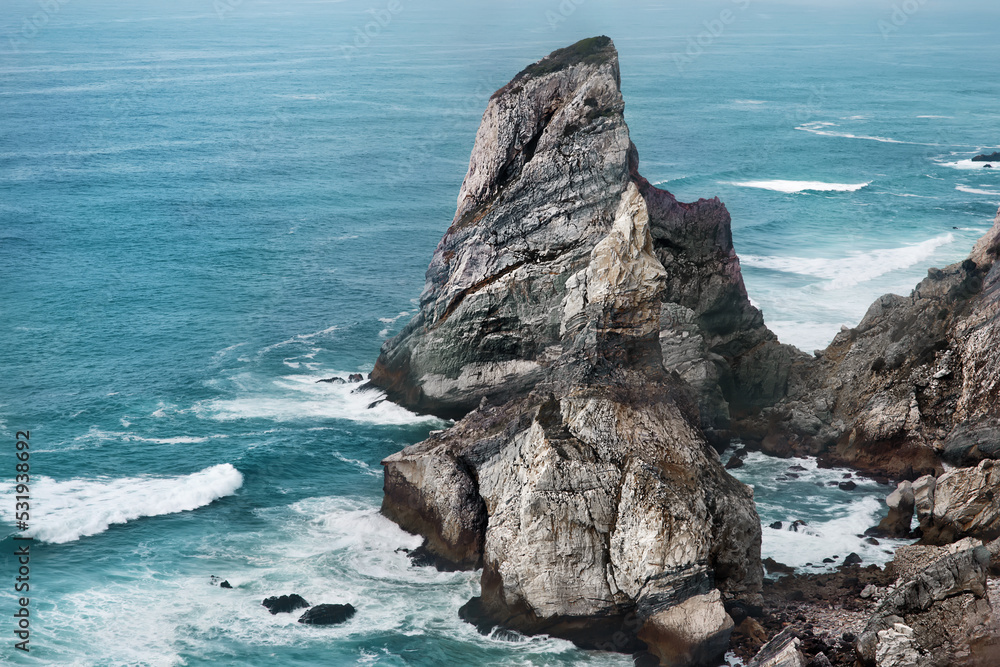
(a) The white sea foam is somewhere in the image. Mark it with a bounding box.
[936,158,998,170]
[197,372,442,426]
[2,464,243,544]
[729,179,870,194]
[332,452,383,478]
[378,311,410,338]
[257,325,339,356]
[29,493,623,665]
[957,185,1000,196]
[742,233,953,290]
[727,452,913,572]
[796,121,923,145]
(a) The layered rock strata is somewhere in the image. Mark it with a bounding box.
[740,207,1000,479]
[369,36,802,438]
[375,37,768,665]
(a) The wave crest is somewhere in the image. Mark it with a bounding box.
[3,463,243,543]
[741,233,954,290]
[729,180,870,194]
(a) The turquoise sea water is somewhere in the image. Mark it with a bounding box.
[1,1,998,664]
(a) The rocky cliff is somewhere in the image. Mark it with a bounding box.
[369,35,802,439]
[741,207,1000,480]
[374,36,775,666]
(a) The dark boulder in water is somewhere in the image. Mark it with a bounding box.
[839,481,857,491]
[298,603,356,625]
[972,151,1000,162]
[725,455,745,469]
[348,373,364,382]
[219,580,233,589]
[317,376,346,384]
[763,557,795,575]
[769,521,783,530]
[843,553,862,566]
[262,594,310,615]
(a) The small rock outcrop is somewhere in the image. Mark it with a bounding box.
[375,37,767,666]
[747,628,806,667]
[855,545,991,665]
[918,460,1000,544]
[298,603,356,625]
[972,152,1000,162]
[262,594,310,615]
[876,481,915,538]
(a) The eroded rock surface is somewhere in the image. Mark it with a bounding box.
[741,207,1000,478]
[369,35,801,438]
[855,545,992,666]
[377,36,767,666]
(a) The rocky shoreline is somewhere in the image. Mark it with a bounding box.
[367,36,1000,666]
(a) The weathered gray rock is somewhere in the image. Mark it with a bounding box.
[855,546,990,665]
[920,459,1000,544]
[912,475,936,527]
[377,37,765,666]
[747,628,806,667]
[369,36,802,436]
[741,206,1000,479]
[877,480,915,538]
[875,623,921,667]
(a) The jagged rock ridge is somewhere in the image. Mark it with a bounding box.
[741,207,1000,479]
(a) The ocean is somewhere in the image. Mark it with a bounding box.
[1,0,998,664]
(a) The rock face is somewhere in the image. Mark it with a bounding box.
[747,628,806,667]
[876,481,915,538]
[917,460,1000,544]
[369,35,801,438]
[742,206,1000,479]
[376,37,766,666]
[855,545,991,665]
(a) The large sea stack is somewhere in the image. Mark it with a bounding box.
[370,36,790,666]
